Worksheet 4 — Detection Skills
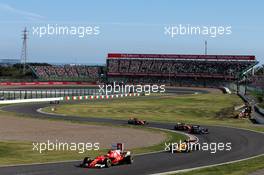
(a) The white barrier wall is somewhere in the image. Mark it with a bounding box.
[0,97,63,104]
[0,93,141,104]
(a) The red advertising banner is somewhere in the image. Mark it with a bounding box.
[108,53,255,61]
[0,81,96,86]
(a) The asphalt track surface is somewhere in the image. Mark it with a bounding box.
[1,89,264,175]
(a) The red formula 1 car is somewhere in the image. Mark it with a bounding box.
[79,143,133,168]
[128,118,148,125]
[174,123,191,131]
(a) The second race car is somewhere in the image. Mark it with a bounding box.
[128,118,148,125]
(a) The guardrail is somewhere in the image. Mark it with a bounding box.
[254,105,264,116]
[238,92,264,124]
[0,88,100,100]
[237,93,251,103]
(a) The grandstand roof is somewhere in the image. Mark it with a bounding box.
[107,53,255,61]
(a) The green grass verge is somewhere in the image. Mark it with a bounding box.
[0,128,186,165]
[132,129,186,155]
[0,110,186,165]
[175,155,264,175]
[44,93,264,132]
[0,141,105,165]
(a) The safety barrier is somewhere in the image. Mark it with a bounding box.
[238,93,250,103]
[238,92,264,124]
[0,93,141,104]
[0,97,63,104]
[0,88,99,100]
[238,92,264,116]
[254,105,264,116]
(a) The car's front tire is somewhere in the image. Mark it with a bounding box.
[126,155,134,164]
[81,157,92,167]
[104,158,112,168]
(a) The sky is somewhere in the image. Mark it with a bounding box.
[0,0,263,65]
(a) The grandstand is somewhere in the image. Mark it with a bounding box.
[30,65,103,82]
[107,53,258,87]
[0,53,259,87]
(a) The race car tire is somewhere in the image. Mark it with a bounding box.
[81,157,92,167]
[104,158,112,168]
[125,155,134,164]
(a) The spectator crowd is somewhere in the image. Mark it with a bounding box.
[108,59,255,78]
[32,65,101,80]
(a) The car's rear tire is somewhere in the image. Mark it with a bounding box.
[104,158,112,168]
[126,155,134,164]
